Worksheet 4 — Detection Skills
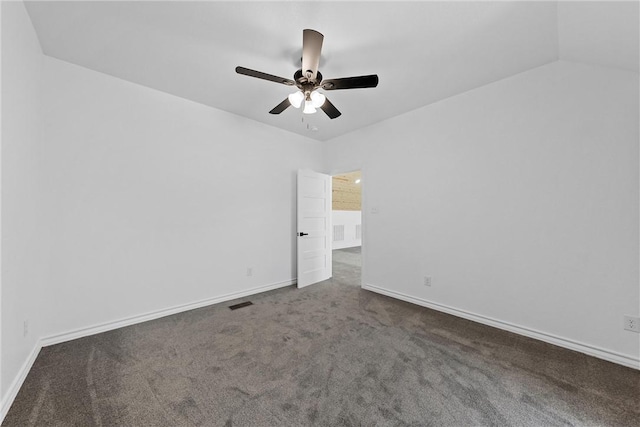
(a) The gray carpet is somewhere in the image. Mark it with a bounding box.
[3,247,639,426]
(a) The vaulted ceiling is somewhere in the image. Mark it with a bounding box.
[24,1,639,141]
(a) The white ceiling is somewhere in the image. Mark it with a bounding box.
[23,1,638,141]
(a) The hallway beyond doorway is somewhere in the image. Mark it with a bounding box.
[332,247,361,287]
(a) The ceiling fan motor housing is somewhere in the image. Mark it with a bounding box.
[294,69,323,91]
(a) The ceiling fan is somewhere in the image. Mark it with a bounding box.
[235,29,379,119]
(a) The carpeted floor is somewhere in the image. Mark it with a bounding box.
[3,247,639,426]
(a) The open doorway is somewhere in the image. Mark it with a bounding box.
[331,171,362,286]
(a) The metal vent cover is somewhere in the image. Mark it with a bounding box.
[229,301,253,310]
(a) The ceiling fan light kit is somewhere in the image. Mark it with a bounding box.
[235,29,379,120]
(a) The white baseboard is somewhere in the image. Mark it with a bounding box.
[1,342,42,424]
[42,279,296,347]
[0,279,295,424]
[363,283,640,370]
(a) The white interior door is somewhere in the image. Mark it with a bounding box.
[297,169,332,288]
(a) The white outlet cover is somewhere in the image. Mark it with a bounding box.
[624,315,640,333]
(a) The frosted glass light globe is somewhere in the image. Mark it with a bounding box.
[303,100,317,114]
[310,91,326,108]
[288,91,304,108]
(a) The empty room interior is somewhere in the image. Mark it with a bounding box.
[1,1,639,425]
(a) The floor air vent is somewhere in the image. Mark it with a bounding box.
[229,301,253,310]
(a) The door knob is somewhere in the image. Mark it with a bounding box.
[298,232,309,236]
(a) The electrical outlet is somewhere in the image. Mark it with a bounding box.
[624,315,640,333]
[23,320,29,337]
[424,276,432,287]
[246,267,253,277]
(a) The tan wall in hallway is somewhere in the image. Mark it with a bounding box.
[332,171,361,211]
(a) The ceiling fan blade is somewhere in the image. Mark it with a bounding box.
[302,29,324,81]
[321,74,379,90]
[269,98,292,115]
[236,66,295,86]
[319,97,341,119]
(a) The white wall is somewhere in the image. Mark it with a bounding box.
[325,61,640,366]
[332,210,361,250]
[0,0,45,401]
[39,57,323,340]
[558,1,639,73]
